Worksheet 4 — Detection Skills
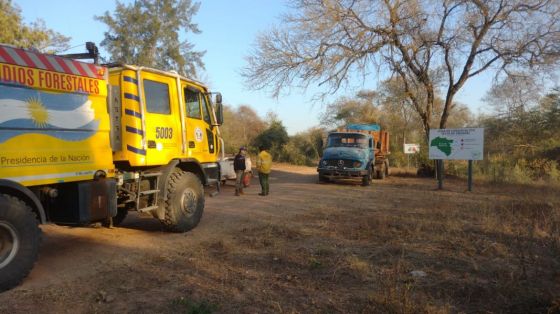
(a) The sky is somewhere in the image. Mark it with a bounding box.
[14,0,492,135]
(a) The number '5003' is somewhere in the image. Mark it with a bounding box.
[155,127,173,139]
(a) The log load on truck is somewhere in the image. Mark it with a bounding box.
[0,43,224,291]
[317,124,390,186]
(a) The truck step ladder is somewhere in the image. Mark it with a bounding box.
[136,172,162,213]
[138,205,160,213]
[141,172,162,178]
[139,189,160,196]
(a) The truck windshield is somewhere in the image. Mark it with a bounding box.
[327,134,369,148]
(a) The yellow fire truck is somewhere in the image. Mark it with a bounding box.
[0,43,223,291]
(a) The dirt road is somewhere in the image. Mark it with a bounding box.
[1,164,558,313]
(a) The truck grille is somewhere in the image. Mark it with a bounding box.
[322,159,356,168]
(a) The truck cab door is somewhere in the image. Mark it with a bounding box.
[141,73,181,165]
[200,93,218,159]
[182,84,219,165]
[183,85,206,160]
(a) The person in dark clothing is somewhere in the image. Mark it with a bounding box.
[233,147,247,196]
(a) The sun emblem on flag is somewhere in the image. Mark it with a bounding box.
[27,97,49,128]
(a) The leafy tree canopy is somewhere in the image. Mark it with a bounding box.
[97,0,205,77]
[0,0,70,53]
[253,118,289,156]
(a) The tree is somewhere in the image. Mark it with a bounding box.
[540,91,560,162]
[320,90,382,128]
[482,87,558,153]
[0,0,70,53]
[220,105,266,153]
[243,0,560,139]
[480,74,545,159]
[252,118,289,159]
[378,78,423,145]
[483,74,542,117]
[540,91,560,140]
[476,85,560,183]
[282,127,325,166]
[96,0,205,77]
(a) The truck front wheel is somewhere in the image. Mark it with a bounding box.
[361,167,373,186]
[0,194,41,292]
[162,170,205,233]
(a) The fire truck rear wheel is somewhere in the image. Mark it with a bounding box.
[162,170,204,233]
[0,194,41,292]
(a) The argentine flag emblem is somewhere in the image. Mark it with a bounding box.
[0,85,100,143]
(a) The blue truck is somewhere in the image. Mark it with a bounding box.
[317,124,390,186]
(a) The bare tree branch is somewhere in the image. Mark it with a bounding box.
[243,0,560,137]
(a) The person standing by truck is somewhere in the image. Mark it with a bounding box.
[234,147,247,196]
[256,146,272,196]
[243,155,253,188]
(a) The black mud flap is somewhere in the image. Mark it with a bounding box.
[47,179,117,225]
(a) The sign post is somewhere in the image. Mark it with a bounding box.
[428,128,484,191]
[404,144,420,169]
[468,160,473,191]
[437,160,443,189]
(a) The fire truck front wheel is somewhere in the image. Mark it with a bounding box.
[162,170,205,233]
[0,194,41,292]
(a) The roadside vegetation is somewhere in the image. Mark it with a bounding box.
[221,82,560,185]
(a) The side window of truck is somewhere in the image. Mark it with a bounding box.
[185,88,201,119]
[201,93,212,125]
[144,79,171,114]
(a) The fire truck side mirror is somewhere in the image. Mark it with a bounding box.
[214,93,223,125]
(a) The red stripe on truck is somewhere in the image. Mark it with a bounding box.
[73,61,90,77]
[15,49,37,68]
[0,44,106,80]
[36,54,57,72]
[55,58,74,75]
[87,63,103,79]
[0,47,16,64]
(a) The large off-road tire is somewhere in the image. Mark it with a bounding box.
[162,170,204,233]
[377,163,386,180]
[318,174,329,183]
[361,167,373,186]
[0,194,41,292]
